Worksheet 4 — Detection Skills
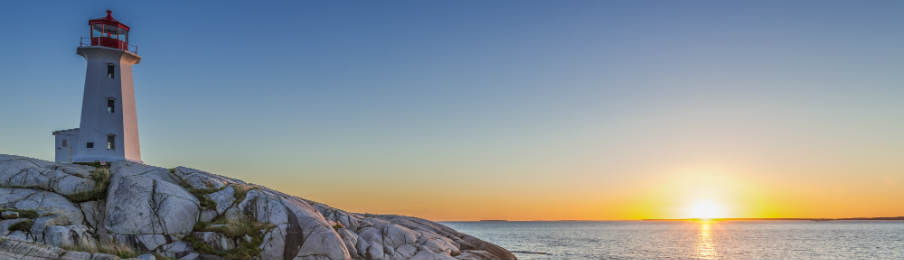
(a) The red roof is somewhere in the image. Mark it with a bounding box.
[89,10,129,34]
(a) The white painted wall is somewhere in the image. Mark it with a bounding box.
[67,46,142,163]
[53,129,79,163]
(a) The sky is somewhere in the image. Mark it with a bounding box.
[1,1,903,221]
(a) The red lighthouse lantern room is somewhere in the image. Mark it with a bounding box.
[89,10,131,50]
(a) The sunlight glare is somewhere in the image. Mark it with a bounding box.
[687,200,725,220]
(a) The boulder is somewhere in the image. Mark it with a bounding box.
[226,189,288,225]
[43,225,96,249]
[0,219,29,236]
[60,250,93,260]
[0,188,84,226]
[0,155,96,196]
[179,252,199,260]
[170,167,237,191]
[311,203,362,232]
[136,234,168,251]
[336,228,359,259]
[158,241,193,259]
[418,232,459,255]
[258,227,286,260]
[0,237,66,259]
[280,197,350,260]
[206,185,234,215]
[104,162,199,237]
[79,200,106,231]
[135,254,156,260]
[383,223,418,252]
[199,210,217,223]
[356,226,383,259]
[7,231,30,241]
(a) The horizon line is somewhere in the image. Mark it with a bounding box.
[439,216,904,222]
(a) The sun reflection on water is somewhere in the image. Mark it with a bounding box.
[696,220,717,259]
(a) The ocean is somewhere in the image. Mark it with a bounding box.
[443,220,904,260]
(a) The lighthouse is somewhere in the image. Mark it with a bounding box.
[53,10,142,164]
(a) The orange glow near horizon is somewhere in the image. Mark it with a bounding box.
[183,153,904,222]
[242,160,904,221]
[252,162,904,221]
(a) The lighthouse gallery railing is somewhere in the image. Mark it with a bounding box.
[80,37,139,54]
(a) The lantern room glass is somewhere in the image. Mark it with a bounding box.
[90,24,129,50]
[91,26,128,42]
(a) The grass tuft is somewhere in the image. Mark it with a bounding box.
[193,220,209,232]
[231,183,254,203]
[191,189,218,210]
[207,216,274,239]
[0,208,39,219]
[188,216,275,260]
[63,240,136,259]
[183,234,218,255]
[65,166,112,203]
[73,161,106,168]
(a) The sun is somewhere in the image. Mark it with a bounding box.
[686,200,726,220]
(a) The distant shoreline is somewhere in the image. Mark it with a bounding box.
[441,216,904,222]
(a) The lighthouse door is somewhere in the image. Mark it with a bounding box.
[64,139,72,163]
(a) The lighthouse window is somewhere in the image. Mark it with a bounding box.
[107,135,116,150]
[107,64,115,79]
[107,99,116,113]
[86,142,94,149]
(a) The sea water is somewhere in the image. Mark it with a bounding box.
[443,220,904,260]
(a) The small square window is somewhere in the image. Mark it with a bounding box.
[62,139,68,147]
[107,135,116,150]
[86,142,94,149]
[107,64,115,79]
[107,99,116,113]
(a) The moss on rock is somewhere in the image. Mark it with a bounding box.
[7,219,33,232]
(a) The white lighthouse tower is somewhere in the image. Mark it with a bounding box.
[53,10,142,164]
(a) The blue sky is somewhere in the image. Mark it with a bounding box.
[1,1,903,220]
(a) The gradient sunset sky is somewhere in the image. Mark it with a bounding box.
[1,1,903,221]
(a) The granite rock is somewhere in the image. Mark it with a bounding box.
[0,154,516,260]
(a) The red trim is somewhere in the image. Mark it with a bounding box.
[88,10,130,31]
[91,37,128,49]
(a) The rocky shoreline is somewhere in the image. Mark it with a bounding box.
[0,154,516,260]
